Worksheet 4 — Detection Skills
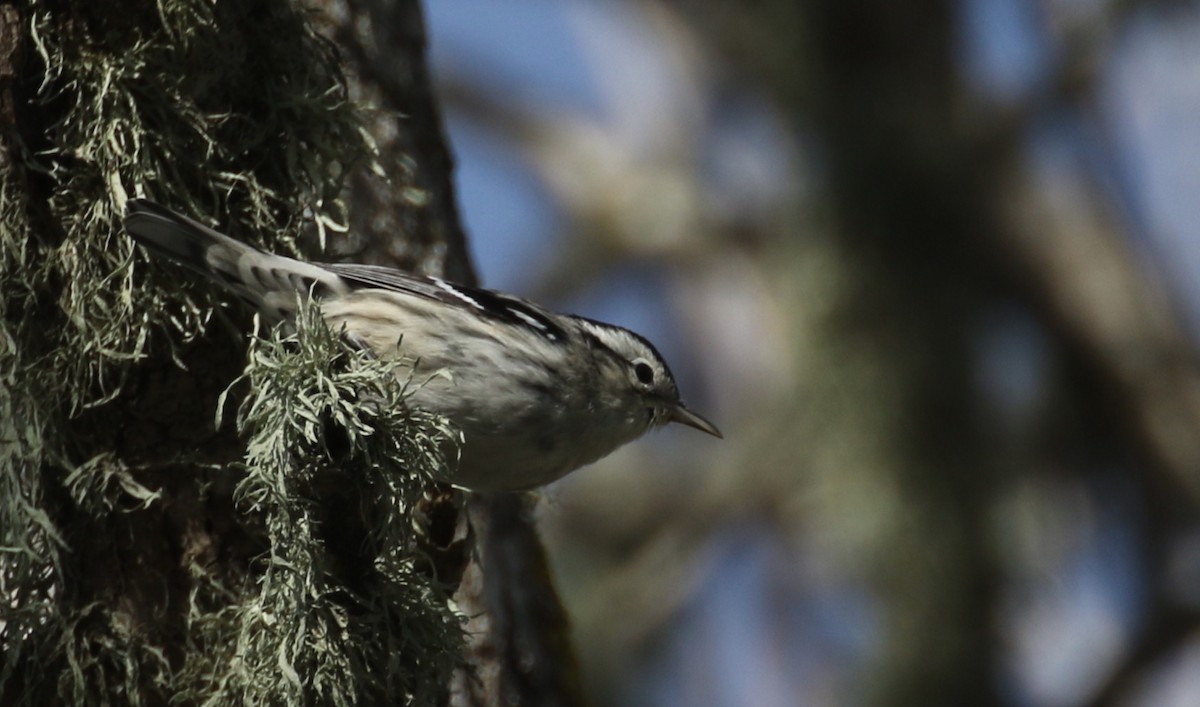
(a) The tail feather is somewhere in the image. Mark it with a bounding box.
[124,199,249,274]
[123,199,345,322]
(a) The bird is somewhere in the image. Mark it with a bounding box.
[123,199,720,491]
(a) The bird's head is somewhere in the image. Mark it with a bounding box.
[577,319,722,439]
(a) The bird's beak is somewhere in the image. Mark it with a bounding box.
[669,403,723,439]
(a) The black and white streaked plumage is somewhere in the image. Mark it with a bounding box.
[123,199,721,491]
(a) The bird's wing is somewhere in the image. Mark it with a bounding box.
[322,263,569,343]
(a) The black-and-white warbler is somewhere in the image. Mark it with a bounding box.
[124,199,721,491]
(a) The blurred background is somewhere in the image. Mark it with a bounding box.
[424,1,1200,705]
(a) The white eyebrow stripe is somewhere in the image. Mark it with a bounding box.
[432,277,484,310]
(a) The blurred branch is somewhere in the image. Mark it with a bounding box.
[434,60,717,304]
[1085,601,1200,706]
[997,159,1200,502]
[961,2,1200,702]
[985,0,1200,505]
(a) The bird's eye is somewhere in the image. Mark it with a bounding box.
[633,360,655,386]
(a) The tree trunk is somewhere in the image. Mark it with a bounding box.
[0,1,582,704]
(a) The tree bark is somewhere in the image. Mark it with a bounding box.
[0,1,582,704]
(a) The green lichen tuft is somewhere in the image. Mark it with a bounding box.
[178,301,464,706]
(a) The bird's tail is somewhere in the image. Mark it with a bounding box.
[123,199,344,321]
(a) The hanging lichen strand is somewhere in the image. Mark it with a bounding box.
[179,300,463,705]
